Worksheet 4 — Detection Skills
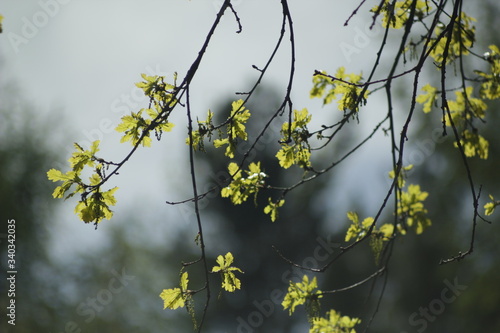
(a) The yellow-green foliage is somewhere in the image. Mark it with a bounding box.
[417,84,490,159]
[416,84,438,113]
[214,100,251,158]
[282,275,322,316]
[397,184,431,234]
[263,198,285,222]
[344,211,394,264]
[476,45,500,100]
[116,73,176,147]
[310,310,361,333]
[484,195,499,216]
[429,12,475,64]
[159,272,190,310]
[311,67,368,112]
[46,3,500,328]
[186,99,250,157]
[47,141,118,225]
[211,252,244,292]
[221,162,267,205]
[276,108,312,169]
[372,0,432,29]
[161,252,243,312]
[186,110,214,151]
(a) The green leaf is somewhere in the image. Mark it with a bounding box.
[276,108,312,169]
[211,252,244,292]
[416,84,438,113]
[282,275,322,315]
[311,69,368,111]
[310,309,361,333]
[398,184,431,234]
[47,169,78,199]
[68,141,100,172]
[159,272,189,310]
[484,195,499,216]
[456,130,489,159]
[74,187,118,224]
[221,162,266,205]
[264,198,285,222]
[345,212,374,242]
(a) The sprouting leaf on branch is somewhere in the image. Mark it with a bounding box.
[136,73,177,101]
[446,87,487,126]
[476,45,500,100]
[389,164,414,188]
[160,272,190,310]
[429,12,476,64]
[345,211,394,263]
[398,184,431,234]
[69,141,100,172]
[116,106,175,147]
[74,187,118,224]
[282,275,322,316]
[419,84,490,160]
[47,169,80,199]
[47,140,119,226]
[345,212,375,242]
[276,108,312,169]
[264,198,285,222]
[221,162,267,205]
[416,84,438,113]
[311,68,368,112]
[372,0,432,29]
[456,130,489,160]
[484,194,500,216]
[211,252,244,292]
[212,99,251,158]
[116,74,177,147]
[310,309,361,333]
[186,110,215,151]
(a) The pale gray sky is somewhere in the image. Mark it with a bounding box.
[1,0,393,257]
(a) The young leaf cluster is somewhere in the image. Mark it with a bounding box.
[397,184,431,234]
[211,252,244,292]
[221,162,267,205]
[418,85,489,159]
[372,0,431,29]
[476,45,500,100]
[484,194,500,216]
[187,100,250,158]
[116,73,177,147]
[263,197,285,222]
[213,100,251,158]
[429,12,476,64]
[282,275,322,316]
[47,140,118,226]
[310,309,361,333]
[276,108,312,169]
[160,272,191,310]
[311,67,368,112]
[344,211,393,263]
[160,252,243,320]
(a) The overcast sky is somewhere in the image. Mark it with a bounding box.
[1,0,398,257]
